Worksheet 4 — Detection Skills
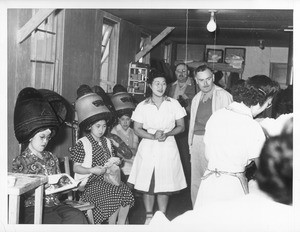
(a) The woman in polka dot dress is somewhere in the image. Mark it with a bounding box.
[70,85,134,224]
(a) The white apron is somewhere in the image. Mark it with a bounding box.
[194,102,266,208]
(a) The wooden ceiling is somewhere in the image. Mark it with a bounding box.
[104,9,293,47]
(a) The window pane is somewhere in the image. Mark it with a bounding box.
[100,20,114,92]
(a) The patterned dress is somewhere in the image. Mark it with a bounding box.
[70,133,134,224]
[12,148,62,207]
[11,148,88,224]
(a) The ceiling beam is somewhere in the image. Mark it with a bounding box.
[17,9,56,44]
[135,27,175,62]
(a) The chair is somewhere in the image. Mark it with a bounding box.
[63,156,95,224]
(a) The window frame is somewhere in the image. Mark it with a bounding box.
[98,11,120,93]
[29,9,64,94]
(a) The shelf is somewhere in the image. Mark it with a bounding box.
[207,62,244,74]
[183,61,244,74]
[128,91,145,95]
[129,79,146,82]
[128,62,149,95]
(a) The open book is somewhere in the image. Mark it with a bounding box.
[45,173,82,195]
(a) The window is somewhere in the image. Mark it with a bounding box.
[138,34,151,64]
[164,43,172,65]
[30,9,64,93]
[99,16,120,93]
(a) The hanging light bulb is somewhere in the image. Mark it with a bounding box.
[258,39,265,50]
[207,10,217,32]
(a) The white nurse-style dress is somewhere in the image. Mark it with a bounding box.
[128,97,187,193]
[194,102,266,208]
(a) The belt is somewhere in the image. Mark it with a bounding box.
[201,168,249,194]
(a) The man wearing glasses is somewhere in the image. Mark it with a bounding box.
[167,63,198,115]
[188,64,232,207]
[166,63,198,192]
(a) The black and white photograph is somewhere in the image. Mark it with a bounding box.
[206,49,224,63]
[2,1,299,232]
[224,47,246,64]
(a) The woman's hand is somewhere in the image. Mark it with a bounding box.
[157,133,167,142]
[154,130,164,140]
[105,157,121,167]
[90,166,107,176]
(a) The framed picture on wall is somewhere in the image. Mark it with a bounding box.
[206,49,224,63]
[225,47,246,64]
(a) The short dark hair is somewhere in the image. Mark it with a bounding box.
[147,68,166,85]
[175,63,189,70]
[194,64,212,74]
[231,75,280,107]
[116,109,133,119]
[113,84,127,94]
[256,119,293,205]
[273,86,293,116]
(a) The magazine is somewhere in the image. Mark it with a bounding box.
[45,173,82,195]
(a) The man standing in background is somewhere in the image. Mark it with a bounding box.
[188,64,232,207]
[167,63,198,190]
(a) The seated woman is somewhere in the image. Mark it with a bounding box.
[12,87,88,224]
[110,91,139,183]
[70,85,134,224]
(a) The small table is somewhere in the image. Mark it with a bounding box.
[7,172,48,224]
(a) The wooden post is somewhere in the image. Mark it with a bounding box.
[134,27,175,62]
[34,185,44,224]
[286,32,293,85]
[17,9,55,43]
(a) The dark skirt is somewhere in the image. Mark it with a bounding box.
[21,204,88,224]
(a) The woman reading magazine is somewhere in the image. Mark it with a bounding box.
[12,87,88,224]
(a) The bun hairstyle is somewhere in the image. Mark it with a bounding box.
[75,84,112,131]
[231,75,280,107]
[14,87,60,144]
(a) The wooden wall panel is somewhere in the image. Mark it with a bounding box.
[176,44,205,62]
[7,9,34,170]
[117,20,140,88]
[56,9,98,157]
[61,9,97,103]
[7,9,167,169]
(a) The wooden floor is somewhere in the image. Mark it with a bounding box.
[127,152,192,224]
[127,186,193,224]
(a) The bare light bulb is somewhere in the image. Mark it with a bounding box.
[259,40,265,50]
[207,11,216,32]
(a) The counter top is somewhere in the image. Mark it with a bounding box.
[8,172,48,195]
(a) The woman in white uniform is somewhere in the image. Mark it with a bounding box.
[150,118,293,232]
[195,75,280,208]
[128,69,187,224]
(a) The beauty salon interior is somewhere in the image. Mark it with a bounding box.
[5,2,298,231]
